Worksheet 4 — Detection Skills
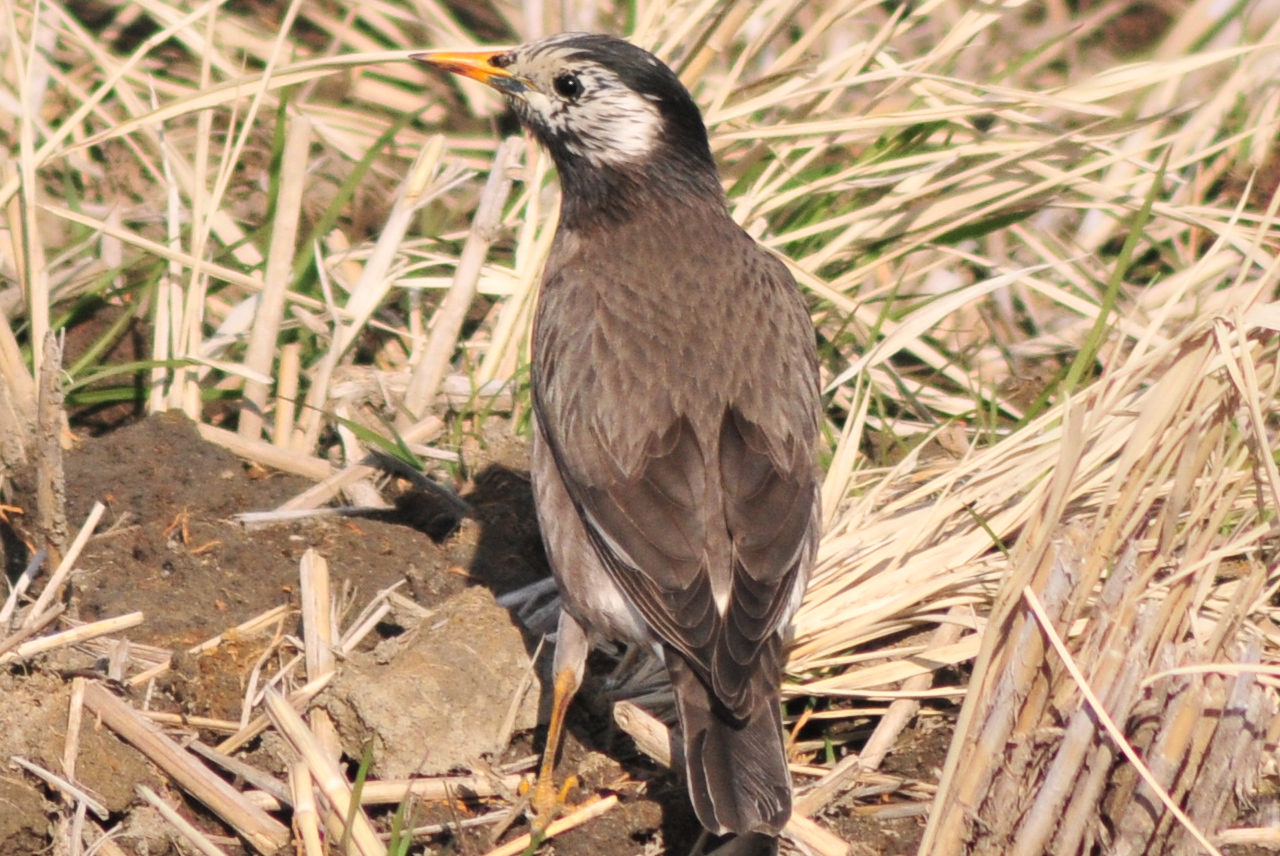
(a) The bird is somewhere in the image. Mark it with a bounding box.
[414,34,821,853]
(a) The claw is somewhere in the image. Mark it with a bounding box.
[558,775,579,803]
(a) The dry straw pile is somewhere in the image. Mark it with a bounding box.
[2,0,1279,852]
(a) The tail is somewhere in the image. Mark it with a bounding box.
[667,652,791,836]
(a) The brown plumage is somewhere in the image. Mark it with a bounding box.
[415,33,820,849]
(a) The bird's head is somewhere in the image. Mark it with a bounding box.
[413,34,723,226]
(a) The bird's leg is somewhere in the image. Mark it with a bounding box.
[533,609,588,833]
[603,642,641,690]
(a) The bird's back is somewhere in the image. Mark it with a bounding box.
[533,199,819,481]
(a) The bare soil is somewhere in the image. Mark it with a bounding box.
[0,412,941,855]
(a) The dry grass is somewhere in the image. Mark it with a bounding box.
[3,0,1280,852]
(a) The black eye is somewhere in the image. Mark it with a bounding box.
[553,73,584,100]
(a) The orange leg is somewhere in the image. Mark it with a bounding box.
[531,611,588,833]
[532,666,577,828]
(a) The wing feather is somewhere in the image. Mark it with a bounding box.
[531,217,819,720]
[537,398,816,717]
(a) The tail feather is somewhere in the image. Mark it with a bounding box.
[667,651,791,836]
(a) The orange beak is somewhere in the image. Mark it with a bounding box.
[410,48,531,96]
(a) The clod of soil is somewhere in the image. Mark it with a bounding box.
[322,585,542,777]
[51,412,491,652]
[0,671,159,819]
[0,776,50,853]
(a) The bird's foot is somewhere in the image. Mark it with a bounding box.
[530,774,579,833]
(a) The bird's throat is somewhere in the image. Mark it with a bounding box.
[553,151,725,232]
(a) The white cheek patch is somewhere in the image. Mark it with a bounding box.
[515,63,664,169]
[572,86,662,167]
[523,89,554,117]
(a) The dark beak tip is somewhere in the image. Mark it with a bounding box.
[408,49,464,68]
